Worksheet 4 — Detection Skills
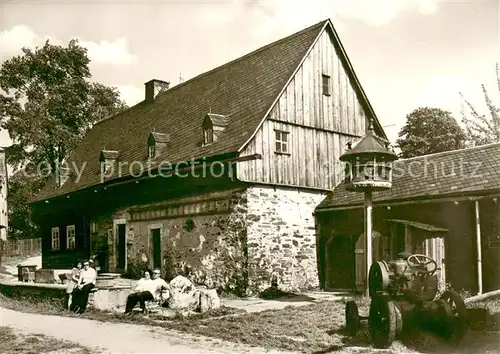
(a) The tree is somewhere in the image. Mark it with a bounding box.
[396,107,466,158]
[0,39,128,239]
[460,63,500,147]
[6,170,44,240]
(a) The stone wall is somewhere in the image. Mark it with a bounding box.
[123,188,248,295]
[246,185,326,293]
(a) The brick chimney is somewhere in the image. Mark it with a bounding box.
[145,79,170,102]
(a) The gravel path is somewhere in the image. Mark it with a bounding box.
[0,306,294,354]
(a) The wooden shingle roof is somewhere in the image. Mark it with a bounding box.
[32,18,387,203]
[316,142,500,210]
[32,20,326,202]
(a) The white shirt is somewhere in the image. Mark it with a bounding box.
[79,267,97,285]
[143,278,169,300]
[134,278,152,292]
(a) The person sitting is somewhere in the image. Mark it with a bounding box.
[66,261,82,310]
[124,269,153,314]
[70,260,97,314]
[124,268,169,314]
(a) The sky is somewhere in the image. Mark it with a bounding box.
[0,0,498,148]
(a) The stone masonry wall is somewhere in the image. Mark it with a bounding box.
[124,189,248,295]
[246,185,326,293]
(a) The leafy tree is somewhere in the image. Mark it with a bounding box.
[396,107,466,158]
[6,170,44,240]
[460,63,500,146]
[0,39,128,240]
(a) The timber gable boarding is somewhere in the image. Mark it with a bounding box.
[30,19,389,293]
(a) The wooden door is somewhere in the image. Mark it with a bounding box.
[151,228,162,270]
[424,236,446,291]
[325,235,355,290]
[116,224,126,270]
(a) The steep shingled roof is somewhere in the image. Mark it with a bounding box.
[32,20,326,203]
[316,142,500,210]
[32,18,386,203]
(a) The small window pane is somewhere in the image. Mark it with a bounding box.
[282,133,288,142]
[276,142,281,152]
[275,131,281,141]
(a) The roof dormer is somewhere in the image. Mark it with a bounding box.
[147,132,169,159]
[55,160,71,188]
[202,113,230,146]
[99,149,119,175]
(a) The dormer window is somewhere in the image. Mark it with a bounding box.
[202,113,230,146]
[55,160,70,188]
[99,150,119,175]
[204,126,213,145]
[148,132,169,159]
[148,144,156,159]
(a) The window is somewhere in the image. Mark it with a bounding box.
[148,144,156,159]
[322,74,331,96]
[51,227,60,250]
[275,130,289,154]
[100,160,113,174]
[204,127,213,145]
[67,225,76,250]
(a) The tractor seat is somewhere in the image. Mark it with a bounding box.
[411,274,439,301]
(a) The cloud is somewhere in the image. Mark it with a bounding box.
[249,0,439,34]
[0,24,136,66]
[0,25,54,59]
[115,84,143,106]
[79,38,137,66]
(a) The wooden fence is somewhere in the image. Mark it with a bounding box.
[2,238,42,257]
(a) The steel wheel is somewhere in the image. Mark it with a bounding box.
[439,290,467,343]
[345,300,360,336]
[368,295,397,349]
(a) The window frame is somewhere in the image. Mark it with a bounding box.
[148,144,156,159]
[203,127,214,146]
[66,225,76,250]
[274,129,290,155]
[322,74,331,96]
[51,227,60,250]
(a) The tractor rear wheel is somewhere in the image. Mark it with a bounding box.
[368,295,397,349]
[345,300,360,336]
[439,290,467,344]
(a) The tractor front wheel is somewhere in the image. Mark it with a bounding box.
[368,295,397,349]
[345,300,360,336]
[439,290,467,344]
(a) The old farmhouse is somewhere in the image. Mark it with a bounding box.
[315,143,500,295]
[30,19,388,295]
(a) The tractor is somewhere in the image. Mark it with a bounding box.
[345,252,467,349]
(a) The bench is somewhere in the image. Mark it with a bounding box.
[143,290,170,315]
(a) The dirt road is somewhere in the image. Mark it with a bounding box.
[0,306,294,354]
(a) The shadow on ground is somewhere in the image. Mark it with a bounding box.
[313,310,500,354]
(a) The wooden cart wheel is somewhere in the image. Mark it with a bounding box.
[439,290,467,343]
[368,295,397,349]
[345,300,360,336]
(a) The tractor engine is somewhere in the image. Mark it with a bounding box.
[368,257,438,301]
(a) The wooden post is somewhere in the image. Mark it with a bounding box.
[474,200,483,295]
[365,191,373,297]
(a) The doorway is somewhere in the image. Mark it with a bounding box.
[151,228,162,270]
[116,223,126,271]
[325,234,355,290]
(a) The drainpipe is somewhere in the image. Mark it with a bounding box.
[474,200,483,295]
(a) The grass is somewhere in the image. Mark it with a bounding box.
[1,292,499,353]
[0,326,100,354]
